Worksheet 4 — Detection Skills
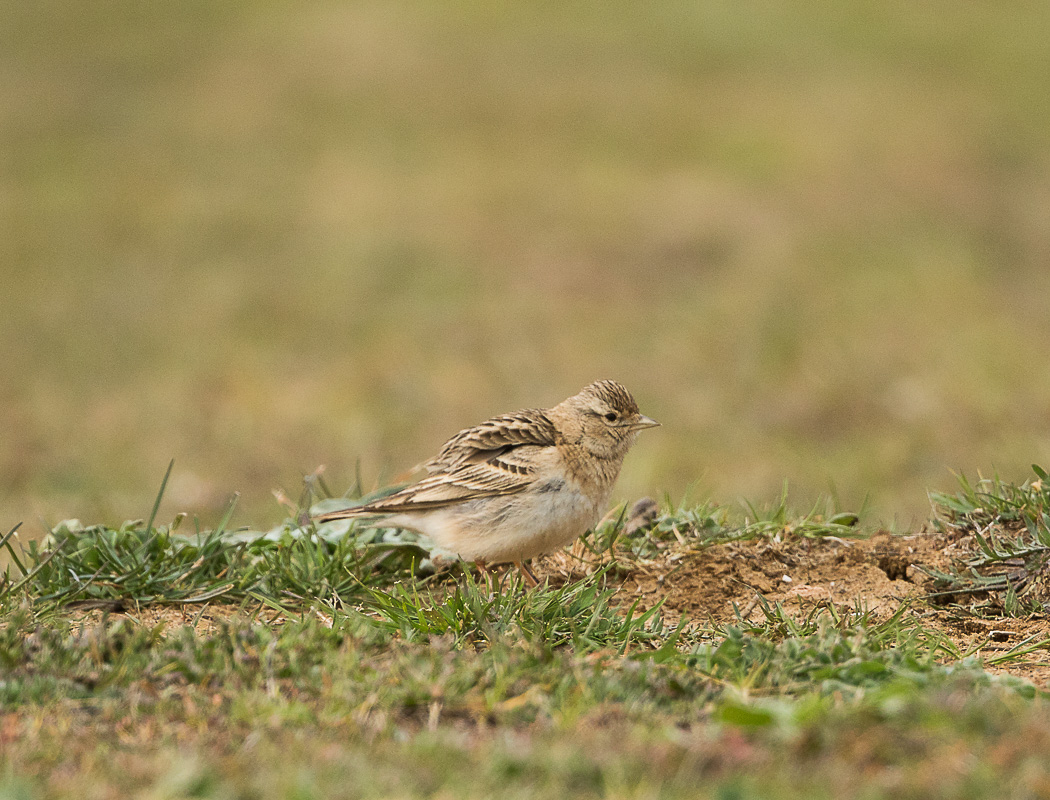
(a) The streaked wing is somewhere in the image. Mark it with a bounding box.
[315,456,537,520]
[418,409,558,472]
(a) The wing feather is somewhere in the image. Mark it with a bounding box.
[314,409,558,523]
[315,457,539,520]
[418,409,558,472]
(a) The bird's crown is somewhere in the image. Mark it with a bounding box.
[578,379,640,416]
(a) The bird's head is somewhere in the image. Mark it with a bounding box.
[555,379,660,459]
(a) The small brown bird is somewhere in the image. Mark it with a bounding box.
[314,380,659,584]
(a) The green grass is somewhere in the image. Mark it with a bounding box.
[1,473,864,621]
[7,690,1050,800]
[648,485,863,548]
[0,595,1042,799]
[0,573,1043,798]
[357,567,678,654]
[925,465,1050,616]
[0,595,1033,723]
[4,477,1050,797]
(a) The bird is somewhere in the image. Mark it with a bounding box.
[313,379,659,585]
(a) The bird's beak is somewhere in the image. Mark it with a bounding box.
[631,415,661,430]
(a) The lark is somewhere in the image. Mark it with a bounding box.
[314,380,659,585]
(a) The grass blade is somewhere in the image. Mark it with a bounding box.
[145,459,175,540]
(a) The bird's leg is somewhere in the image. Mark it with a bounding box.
[515,560,540,588]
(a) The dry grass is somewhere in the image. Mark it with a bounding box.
[3,1,1050,538]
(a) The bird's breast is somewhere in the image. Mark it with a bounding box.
[424,477,601,563]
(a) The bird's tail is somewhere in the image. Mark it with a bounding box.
[313,506,375,524]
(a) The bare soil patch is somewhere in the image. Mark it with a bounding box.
[618,530,949,623]
[537,529,953,624]
[67,603,291,638]
[537,528,1050,686]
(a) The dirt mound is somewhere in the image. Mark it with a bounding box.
[628,531,950,622]
[537,530,951,622]
[535,528,1050,685]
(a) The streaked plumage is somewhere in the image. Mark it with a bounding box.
[314,380,659,582]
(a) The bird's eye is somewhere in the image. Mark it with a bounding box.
[604,412,618,422]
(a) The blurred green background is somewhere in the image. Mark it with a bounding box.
[3,1,1050,534]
